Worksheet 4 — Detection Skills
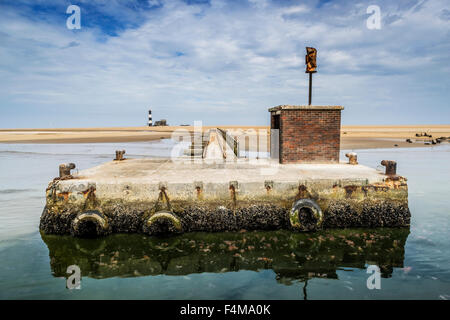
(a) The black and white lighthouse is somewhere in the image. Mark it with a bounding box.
[148,109,152,126]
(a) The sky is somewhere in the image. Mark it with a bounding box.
[0,0,449,128]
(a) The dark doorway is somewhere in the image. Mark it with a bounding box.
[270,114,280,160]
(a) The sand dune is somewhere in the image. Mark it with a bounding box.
[1,125,449,150]
[340,125,450,150]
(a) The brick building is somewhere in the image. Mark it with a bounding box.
[268,105,344,164]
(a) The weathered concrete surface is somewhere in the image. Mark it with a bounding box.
[40,159,410,237]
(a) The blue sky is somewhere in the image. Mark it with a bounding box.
[0,0,449,128]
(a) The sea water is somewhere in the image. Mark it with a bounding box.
[0,141,449,299]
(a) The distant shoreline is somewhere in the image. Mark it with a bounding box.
[0,125,449,150]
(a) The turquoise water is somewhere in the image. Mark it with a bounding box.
[0,141,449,299]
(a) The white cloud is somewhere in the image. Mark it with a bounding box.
[0,0,449,127]
[280,5,310,16]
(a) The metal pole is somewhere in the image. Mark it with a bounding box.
[308,73,312,105]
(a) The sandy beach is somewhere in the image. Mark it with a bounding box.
[340,125,450,150]
[1,125,449,150]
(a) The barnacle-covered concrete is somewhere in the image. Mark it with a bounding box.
[39,158,410,237]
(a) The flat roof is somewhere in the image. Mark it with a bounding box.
[269,105,344,112]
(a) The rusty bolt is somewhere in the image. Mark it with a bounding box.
[345,152,358,165]
[381,160,397,176]
[59,163,75,178]
[229,181,238,190]
[115,150,126,161]
[264,180,274,190]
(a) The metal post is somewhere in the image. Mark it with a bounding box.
[308,73,312,105]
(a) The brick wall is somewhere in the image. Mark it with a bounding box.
[270,106,342,164]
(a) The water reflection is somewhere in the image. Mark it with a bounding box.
[41,228,409,285]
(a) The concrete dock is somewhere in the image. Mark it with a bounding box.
[40,158,410,237]
[40,107,410,237]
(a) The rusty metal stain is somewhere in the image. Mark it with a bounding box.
[229,185,237,206]
[57,192,70,201]
[196,186,202,199]
[344,185,358,198]
[295,185,310,201]
[82,186,96,198]
[362,186,369,197]
[158,186,172,211]
[83,186,98,211]
[371,175,407,191]
[264,180,273,194]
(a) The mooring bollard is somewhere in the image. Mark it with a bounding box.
[114,150,126,161]
[59,163,76,178]
[345,152,358,165]
[381,160,397,176]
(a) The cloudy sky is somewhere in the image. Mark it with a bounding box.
[0,0,449,128]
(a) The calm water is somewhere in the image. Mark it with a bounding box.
[0,141,449,299]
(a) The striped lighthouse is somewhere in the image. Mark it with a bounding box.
[148,109,152,126]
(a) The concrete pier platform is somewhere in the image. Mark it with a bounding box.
[40,159,410,237]
[74,159,386,184]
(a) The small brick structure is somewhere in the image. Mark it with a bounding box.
[269,105,344,164]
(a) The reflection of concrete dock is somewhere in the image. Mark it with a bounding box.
[41,228,409,282]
